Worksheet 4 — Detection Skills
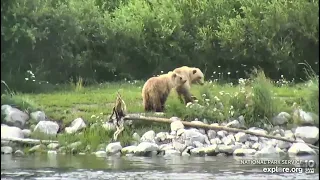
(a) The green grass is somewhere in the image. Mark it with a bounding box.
[2,81,311,124]
[1,72,318,154]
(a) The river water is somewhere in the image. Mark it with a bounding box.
[1,154,319,180]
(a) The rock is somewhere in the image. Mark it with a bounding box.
[34,121,59,136]
[121,146,137,154]
[65,118,87,134]
[207,130,216,139]
[155,132,168,143]
[190,120,206,134]
[183,129,210,145]
[106,142,122,155]
[234,132,248,143]
[140,130,156,143]
[222,134,235,145]
[238,115,245,127]
[210,138,222,145]
[217,144,235,154]
[233,148,256,156]
[272,112,291,125]
[217,131,228,138]
[30,111,46,122]
[284,130,295,140]
[1,125,24,139]
[248,135,259,142]
[29,144,46,153]
[1,105,29,128]
[171,121,184,132]
[14,150,24,156]
[58,146,66,153]
[95,151,107,157]
[21,129,31,138]
[47,143,60,150]
[293,109,314,125]
[226,120,241,128]
[217,153,227,157]
[1,146,13,154]
[255,145,283,158]
[164,149,181,156]
[288,143,317,156]
[193,141,204,148]
[47,150,57,155]
[275,147,286,156]
[190,148,205,156]
[170,117,182,121]
[182,151,190,156]
[134,142,159,155]
[170,131,177,136]
[176,129,185,137]
[132,132,140,142]
[173,141,186,152]
[202,144,218,155]
[271,128,285,137]
[244,141,251,148]
[277,140,291,149]
[294,126,319,144]
[307,112,319,125]
[68,141,82,149]
[252,142,261,150]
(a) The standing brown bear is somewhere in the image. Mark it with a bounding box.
[142,71,187,112]
[173,66,205,104]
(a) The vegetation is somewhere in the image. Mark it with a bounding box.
[1,0,319,93]
[1,0,319,154]
[1,68,319,153]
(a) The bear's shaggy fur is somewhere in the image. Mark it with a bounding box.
[142,71,187,112]
[173,66,205,104]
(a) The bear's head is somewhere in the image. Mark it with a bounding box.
[170,72,187,86]
[190,68,204,85]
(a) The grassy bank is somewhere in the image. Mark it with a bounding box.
[1,70,319,154]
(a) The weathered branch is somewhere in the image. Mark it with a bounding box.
[124,115,319,150]
[1,137,58,145]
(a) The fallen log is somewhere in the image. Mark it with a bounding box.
[1,137,59,145]
[124,115,319,150]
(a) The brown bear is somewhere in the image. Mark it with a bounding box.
[142,71,187,112]
[173,66,205,104]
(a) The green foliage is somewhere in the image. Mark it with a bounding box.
[245,69,279,125]
[1,0,318,93]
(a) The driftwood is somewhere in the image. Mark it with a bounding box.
[108,92,127,141]
[124,115,319,150]
[1,137,58,145]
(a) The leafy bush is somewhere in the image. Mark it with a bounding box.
[1,0,318,93]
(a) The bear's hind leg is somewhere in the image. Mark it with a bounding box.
[153,98,164,112]
[160,94,169,112]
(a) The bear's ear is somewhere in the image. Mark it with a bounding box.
[172,73,177,78]
[193,69,197,74]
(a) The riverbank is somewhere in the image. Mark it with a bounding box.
[1,72,319,159]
